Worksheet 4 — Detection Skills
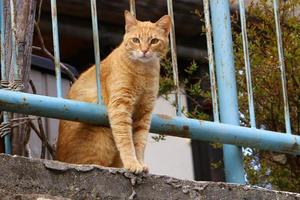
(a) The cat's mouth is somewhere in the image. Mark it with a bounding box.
[141,54,151,59]
[130,51,156,63]
[138,55,154,62]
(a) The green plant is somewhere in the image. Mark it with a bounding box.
[233,0,300,192]
[159,0,300,192]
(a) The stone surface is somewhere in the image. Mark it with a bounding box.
[0,154,299,199]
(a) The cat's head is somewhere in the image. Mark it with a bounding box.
[123,10,171,63]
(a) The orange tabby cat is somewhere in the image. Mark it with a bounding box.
[56,11,171,173]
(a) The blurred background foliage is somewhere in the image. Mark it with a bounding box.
[159,0,300,192]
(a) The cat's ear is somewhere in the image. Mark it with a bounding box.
[124,10,137,32]
[155,15,171,36]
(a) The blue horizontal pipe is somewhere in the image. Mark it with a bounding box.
[0,90,299,155]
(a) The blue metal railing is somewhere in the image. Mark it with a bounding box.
[50,0,63,98]
[273,0,292,134]
[0,0,11,154]
[203,0,219,123]
[238,0,256,129]
[167,0,182,117]
[0,0,296,185]
[210,0,245,183]
[90,0,102,104]
[0,89,299,155]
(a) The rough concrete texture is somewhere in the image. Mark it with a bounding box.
[0,154,299,200]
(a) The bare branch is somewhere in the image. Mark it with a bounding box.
[23,120,32,157]
[29,79,54,159]
[34,22,77,82]
[36,0,43,24]
[29,121,55,158]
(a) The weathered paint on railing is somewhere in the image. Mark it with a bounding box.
[210,0,245,184]
[129,0,136,16]
[0,90,299,155]
[238,0,256,128]
[203,0,219,123]
[90,0,102,104]
[167,0,182,117]
[50,0,62,98]
[0,1,11,154]
[273,0,291,134]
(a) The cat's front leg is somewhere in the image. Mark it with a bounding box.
[108,96,144,173]
[132,103,154,172]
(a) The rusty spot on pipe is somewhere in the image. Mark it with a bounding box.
[51,5,57,17]
[163,130,190,138]
[283,142,300,153]
[183,125,189,131]
[0,100,29,110]
[156,114,173,121]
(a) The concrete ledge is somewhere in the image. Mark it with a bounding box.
[0,154,299,199]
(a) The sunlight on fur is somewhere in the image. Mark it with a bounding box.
[56,10,171,173]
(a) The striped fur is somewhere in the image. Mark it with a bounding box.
[56,11,171,173]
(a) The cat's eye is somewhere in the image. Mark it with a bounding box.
[132,38,140,43]
[151,38,159,45]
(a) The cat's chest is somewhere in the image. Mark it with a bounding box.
[132,74,159,95]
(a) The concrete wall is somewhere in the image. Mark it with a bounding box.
[1,154,299,200]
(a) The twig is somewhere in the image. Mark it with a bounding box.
[23,120,32,157]
[36,0,43,24]
[179,88,206,110]
[29,121,55,158]
[38,117,46,159]
[33,22,77,82]
[29,79,52,159]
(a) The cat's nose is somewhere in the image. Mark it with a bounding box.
[141,49,148,54]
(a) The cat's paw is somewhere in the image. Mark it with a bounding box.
[142,164,149,173]
[139,162,149,173]
[124,160,144,174]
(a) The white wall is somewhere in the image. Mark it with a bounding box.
[27,70,70,158]
[146,95,194,180]
[28,70,194,180]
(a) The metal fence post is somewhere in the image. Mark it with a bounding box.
[0,0,12,154]
[50,0,62,98]
[90,0,102,104]
[273,0,291,134]
[210,0,245,183]
[167,0,182,117]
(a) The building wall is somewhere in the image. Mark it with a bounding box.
[27,69,194,180]
[146,95,194,180]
